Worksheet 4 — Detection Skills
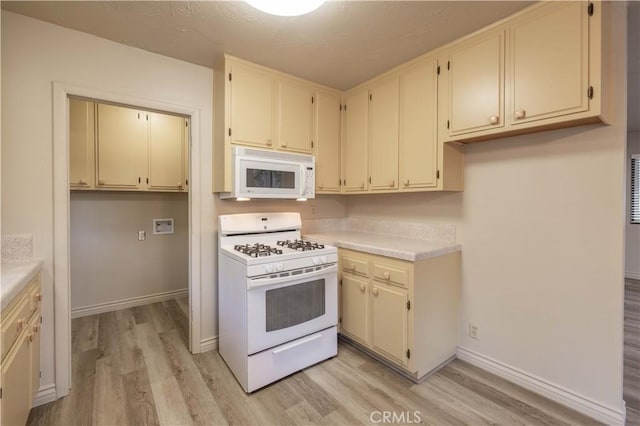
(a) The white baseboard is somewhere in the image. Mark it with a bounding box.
[625,271,640,280]
[71,289,188,319]
[456,346,625,425]
[33,384,57,407]
[200,336,219,353]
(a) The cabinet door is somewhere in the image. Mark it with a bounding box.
[69,98,95,190]
[369,76,399,191]
[148,112,185,191]
[184,119,190,191]
[399,58,438,189]
[315,90,342,192]
[96,104,146,190]
[29,314,41,402]
[509,2,588,125]
[340,274,369,345]
[278,79,313,153]
[1,332,31,426]
[448,29,504,136]
[343,88,369,192]
[370,284,408,367]
[229,62,274,148]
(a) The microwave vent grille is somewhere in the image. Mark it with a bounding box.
[241,148,313,164]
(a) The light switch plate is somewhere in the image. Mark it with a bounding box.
[153,218,174,235]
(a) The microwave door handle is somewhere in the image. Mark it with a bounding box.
[248,264,337,289]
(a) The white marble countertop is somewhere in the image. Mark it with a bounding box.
[303,231,461,262]
[2,259,43,310]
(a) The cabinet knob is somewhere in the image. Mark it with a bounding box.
[389,180,395,188]
[78,179,86,185]
[404,179,410,187]
[359,284,366,293]
[372,287,379,296]
[266,139,272,146]
[35,292,43,302]
[360,183,365,189]
[383,271,390,280]
[281,140,287,147]
[16,318,25,331]
[98,180,105,185]
[515,110,526,120]
[350,264,356,272]
[489,115,499,125]
[318,183,324,189]
[28,333,34,343]
[33,324,40,333]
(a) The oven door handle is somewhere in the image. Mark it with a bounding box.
[248,264,337,289]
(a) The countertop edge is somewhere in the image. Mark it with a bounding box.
[2,259,43,311]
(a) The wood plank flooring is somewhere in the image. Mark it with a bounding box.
[28,298,607,426]
[625,279,640,426]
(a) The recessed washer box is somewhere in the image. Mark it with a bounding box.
[153,218,174,235]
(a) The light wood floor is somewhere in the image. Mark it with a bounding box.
[28,297,606,426]
[625,279,640,426]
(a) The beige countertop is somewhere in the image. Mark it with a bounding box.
[1,259,43,310]
[303,231,461,262]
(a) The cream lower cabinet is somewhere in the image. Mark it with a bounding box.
[339,249,460,379]
[1,273,42,426]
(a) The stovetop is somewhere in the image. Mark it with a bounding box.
[233,240,326,258]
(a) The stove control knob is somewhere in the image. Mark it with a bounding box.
[265,264,274,274]
[276,263,284,272]
[320,256,328,264]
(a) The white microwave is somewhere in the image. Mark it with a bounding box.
[220,146,315,200]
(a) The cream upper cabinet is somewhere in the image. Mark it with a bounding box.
[69,98,96,190]
[96,103,146,190]
[399,57,438,189]
[148,112,185,191]
[314,89,342,193]
[278,78,314,153]
[508,1,589,125]
[343,88,369,192]
[229,61,275,148]
[368,75,399,191]
[445,28,505,137]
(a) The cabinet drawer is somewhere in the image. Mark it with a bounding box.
[373,263,409,288]
[341,256,369,277]
[1,298,30,361]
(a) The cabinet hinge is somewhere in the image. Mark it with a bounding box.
[588,86,594,99]
[588,2,594,16]
[437,65,441,75]
[339,317,342,324]
[339,279,342,286]
[339,104,342,111]
[146,114,149,121]
[436,170,440,179]
[312,96,314,104]
[228,72,232,82]
[447,61,450,70]
[0,387,2,399]
[344,104,347,111]
[369,94,372,101]
[40,371,42,378]
[228,128,232,137]
[146,177,149,184]
[407,300,411,310]
[447,120,450,129]
[138,177,141,184]
[185,121,188,127]
[137,112,141,119]
[344,179,347,186]
[406,349,411,359]
[186,179,189,186]
[311,140,314,148]
[369,176,372,184]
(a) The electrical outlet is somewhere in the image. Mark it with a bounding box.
[469,323,479,339]
[138,231,146,241]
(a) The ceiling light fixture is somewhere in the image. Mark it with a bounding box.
[245,0,325,16]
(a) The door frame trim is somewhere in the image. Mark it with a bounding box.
[52,82,202,398]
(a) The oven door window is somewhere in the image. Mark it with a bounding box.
[265,279,325,332]
[246,168,296,189]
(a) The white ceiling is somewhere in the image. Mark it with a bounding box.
[1,0,532,90]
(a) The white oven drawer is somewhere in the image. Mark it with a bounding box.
[246,327,337,392]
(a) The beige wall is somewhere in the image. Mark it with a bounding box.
[347,4,627,411]
[70,192,188,310]
[628,131,640,278]
[1,11,215,392]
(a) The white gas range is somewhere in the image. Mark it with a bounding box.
[218,212,338,393]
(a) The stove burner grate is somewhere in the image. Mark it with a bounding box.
[276,239,325,251]
[234,243,283,257]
